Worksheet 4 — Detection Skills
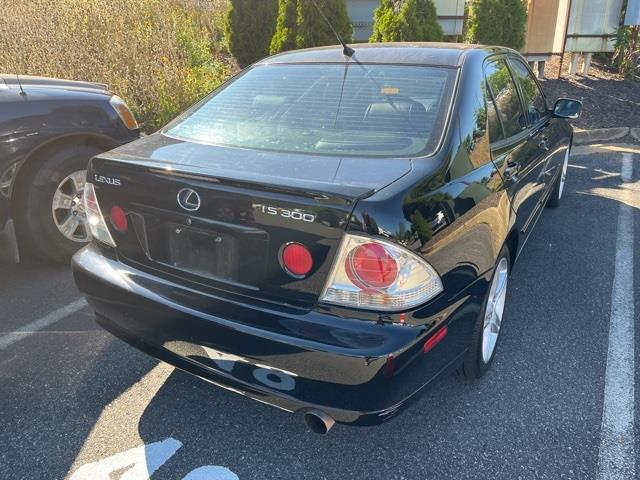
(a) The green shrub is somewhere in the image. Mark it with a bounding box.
[270,0,353,54]
[0,0,236,132]
[465,0,527,50]
[370,0,443,43]
[415,0,444,41]
[225,0,279,67]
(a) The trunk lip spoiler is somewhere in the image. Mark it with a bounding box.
[95,153,377,202]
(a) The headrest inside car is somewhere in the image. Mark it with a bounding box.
[363,98,429,137]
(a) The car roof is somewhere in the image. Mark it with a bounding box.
[260,43,512,68]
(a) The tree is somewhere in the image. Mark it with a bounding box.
[225,0,279,67]
[414,0,443,41]
[465,0,527,50]
[370,0,443,43]
[270,0,353,54]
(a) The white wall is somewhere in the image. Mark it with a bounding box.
[565,0,624,52]
[625,0,640,25]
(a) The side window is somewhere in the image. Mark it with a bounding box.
[509,58,547,124]
[483,82,504,143]
[484,58,526,139]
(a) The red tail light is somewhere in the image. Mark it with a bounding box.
[280,243,313,277]
[345,243,398,289]
[320,234,443,311]
[383,354,395,379]
[110,205,128,232]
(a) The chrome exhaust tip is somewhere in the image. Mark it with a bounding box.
[303,409,335,435]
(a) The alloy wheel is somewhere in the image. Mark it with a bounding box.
[51,170,90,243]
[481,257,509,363]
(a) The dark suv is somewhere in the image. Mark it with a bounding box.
[0,74,139,263]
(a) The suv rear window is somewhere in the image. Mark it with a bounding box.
[165,63,457,157]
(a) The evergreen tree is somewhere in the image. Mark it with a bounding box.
[466,0,527,50]
[225,0,279,67]
[414,0,444,41]
[270,0,298,54]
[370,0,443,43]
[270,0,353,54]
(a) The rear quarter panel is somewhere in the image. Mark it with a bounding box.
[341,51,513,369]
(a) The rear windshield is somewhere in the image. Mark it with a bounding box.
[165,63,457,157]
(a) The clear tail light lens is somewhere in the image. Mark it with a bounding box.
[320,234,443,311]
[84,182,116,247]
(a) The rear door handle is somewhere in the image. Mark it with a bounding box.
[539,136,550,151]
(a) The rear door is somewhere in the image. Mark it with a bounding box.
[484,56,547,237]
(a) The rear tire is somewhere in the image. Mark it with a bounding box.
[460,246,510,379]
[16,144,99,264]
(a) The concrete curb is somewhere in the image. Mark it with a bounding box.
[573,127,630,145]
[630,128,640,142]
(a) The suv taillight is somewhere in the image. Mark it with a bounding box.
[320,234,442,311]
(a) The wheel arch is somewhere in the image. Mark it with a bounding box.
[504,227,519,270]
[10,133,117,209]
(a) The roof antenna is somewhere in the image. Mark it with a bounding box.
[16,74,26,96]
[307,0,354,57]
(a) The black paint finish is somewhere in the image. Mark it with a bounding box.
[73,44,574,426]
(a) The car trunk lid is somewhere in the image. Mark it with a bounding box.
[89,134,412,308]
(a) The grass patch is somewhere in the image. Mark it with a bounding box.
[0,0,237,132]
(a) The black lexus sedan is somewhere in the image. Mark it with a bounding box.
[0,75,139,264]
[73,43,581,433]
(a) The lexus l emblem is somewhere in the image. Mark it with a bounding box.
[177,188,201,211]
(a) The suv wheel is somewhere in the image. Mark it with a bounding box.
[17,144,100,263]
[51,170,90,244]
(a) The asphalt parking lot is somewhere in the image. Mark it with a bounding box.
[0,145,637,480]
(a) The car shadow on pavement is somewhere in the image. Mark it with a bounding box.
[61,339,158,478]
[136,365,470,480]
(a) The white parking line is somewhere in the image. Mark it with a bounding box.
[69,438,183,480]
[596,153,635,480]
[67,361,240,479]
[0,298,87,350]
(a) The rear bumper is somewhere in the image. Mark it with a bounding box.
[72,244,484,425]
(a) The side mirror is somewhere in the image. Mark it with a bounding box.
[553,98,582,119]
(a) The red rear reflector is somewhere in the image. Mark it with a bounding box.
[384,354,395,379]
[281,243,313,277]
[110,205,128,232]
[345,242,398,289]
[423,325,448,353]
